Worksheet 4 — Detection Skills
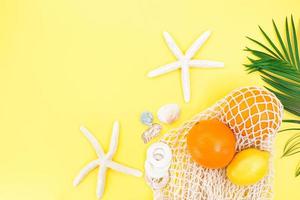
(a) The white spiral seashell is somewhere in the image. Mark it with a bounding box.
[157,104,180,124]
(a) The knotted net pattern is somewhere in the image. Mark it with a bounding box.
[152,86,283,200]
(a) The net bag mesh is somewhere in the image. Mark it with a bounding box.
[152,86,283,200]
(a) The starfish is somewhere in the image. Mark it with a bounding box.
[148,31,224,103]
[73,121,142,199]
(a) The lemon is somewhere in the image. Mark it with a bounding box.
[226,148,269,186]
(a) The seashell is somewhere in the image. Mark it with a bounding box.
[145,142,172,190]
[157,104,180,124]
[141,123,162,144]
[145,173,169,190]
[140,111,153,126]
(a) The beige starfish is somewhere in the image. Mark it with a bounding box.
[73,121,142,199]
[148,31,224,103]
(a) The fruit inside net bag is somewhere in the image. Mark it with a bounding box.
[149,86,283,200]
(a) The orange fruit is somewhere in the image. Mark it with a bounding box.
[187,119,236,169]
[222,87,282,141]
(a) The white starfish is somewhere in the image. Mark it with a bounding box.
[73,121,142,199]
[148,31,224,103]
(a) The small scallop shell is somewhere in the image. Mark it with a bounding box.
[157,104,180,124]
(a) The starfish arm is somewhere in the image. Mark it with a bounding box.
[106,121,119,159]
[73,159,99,187]
[107,160,143,177]
[163,32,184,59]
[80,126,105,158]
[147,62,181,78]
[181,64,190,103]
[189,60,224,68]
[185,31,211,59]
[96,166,107,199]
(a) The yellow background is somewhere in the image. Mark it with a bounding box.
[0,0,299,199]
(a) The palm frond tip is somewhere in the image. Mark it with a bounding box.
[246,16,300,118]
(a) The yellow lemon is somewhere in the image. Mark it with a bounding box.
[226,148,269,186]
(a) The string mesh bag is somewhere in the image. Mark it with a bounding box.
[151,86,283,200]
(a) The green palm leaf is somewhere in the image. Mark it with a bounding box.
[245,15,300,177]
[296,161,300,177]
[245,16,300,117]
[282,132,300,157]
